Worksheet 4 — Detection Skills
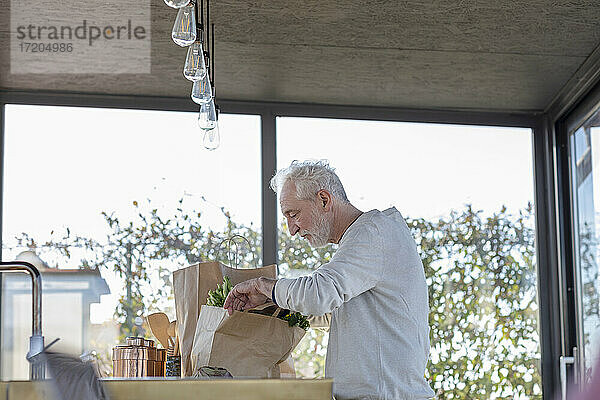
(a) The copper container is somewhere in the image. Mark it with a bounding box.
[113,343,159,378]
[156,348,166,377]
[113,359,153,377]
[126,337,152,347]
[147,346,157,376]
[156,348,166,362]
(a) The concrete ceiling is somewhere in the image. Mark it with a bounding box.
[1,0,600,112]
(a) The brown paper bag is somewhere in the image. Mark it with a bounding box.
[190,305,305,378]
[277,355,297,378]
[173,261,277,376]
[264,355,296,378]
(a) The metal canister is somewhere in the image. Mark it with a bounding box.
[147,346,157,376]
[112,343,157,378]
[112,345,130,377]
[156,348,166,377]
[126,337,148,347]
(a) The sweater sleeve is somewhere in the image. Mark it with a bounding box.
[274,222,384,316]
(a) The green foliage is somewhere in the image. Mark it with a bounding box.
[206,276,233,307]
[410,204,540,399]
[282,312,310,330]
[291,328,328,377]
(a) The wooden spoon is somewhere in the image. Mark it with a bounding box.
[167,320,177,337]
[166,320,178,356]
[146,313,170,349]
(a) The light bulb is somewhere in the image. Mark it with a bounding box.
[183,41,207,81]
[171,2,196,47]
[198,101,217,130]
[203,125,220,150]
[191,74,212,104]
[164,0,189,8]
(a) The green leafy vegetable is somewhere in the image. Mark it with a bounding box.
[206,276,233,307]
[282,312,310,330]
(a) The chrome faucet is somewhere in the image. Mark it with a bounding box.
[0,261,45,380]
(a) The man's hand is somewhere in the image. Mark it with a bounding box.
[223,277,277,315]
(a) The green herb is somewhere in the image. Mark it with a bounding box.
[282,312,310,331]
[205,277,310,330]
[206,276,233,307]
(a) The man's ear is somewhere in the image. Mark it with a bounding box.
[317,190,332,211]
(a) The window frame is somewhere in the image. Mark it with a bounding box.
[553,79,600,394]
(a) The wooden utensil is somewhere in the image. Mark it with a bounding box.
[167,320,176,337]
[166,320,178,356]
[146,313,170,349]
[167,337,175,357]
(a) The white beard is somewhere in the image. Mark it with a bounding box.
[301,206,332,248]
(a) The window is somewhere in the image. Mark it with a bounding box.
[277,117,540,399]
[570,106,600,383]
[1,105,261,379]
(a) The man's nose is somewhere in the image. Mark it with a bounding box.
[289,223,300,236]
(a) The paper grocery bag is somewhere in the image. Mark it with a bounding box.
[173,261,277,376]
[277,355,296,378]
[190,305,305,378]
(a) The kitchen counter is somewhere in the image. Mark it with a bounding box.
[2,378,332,400]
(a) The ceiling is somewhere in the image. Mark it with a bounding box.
[1,0,600,113]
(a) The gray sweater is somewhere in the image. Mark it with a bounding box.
[274,207,435,400]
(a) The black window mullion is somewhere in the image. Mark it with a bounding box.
[0,103,5,379]
[261,109,277,267]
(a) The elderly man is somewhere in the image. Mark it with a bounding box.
[224,160,434,400]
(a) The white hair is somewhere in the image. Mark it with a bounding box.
[270,160,349,202]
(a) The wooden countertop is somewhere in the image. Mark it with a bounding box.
[3,378,333,400]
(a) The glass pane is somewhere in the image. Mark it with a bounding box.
[277,117,540,399]
[1,105,261,380]
[570,108,600,383]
